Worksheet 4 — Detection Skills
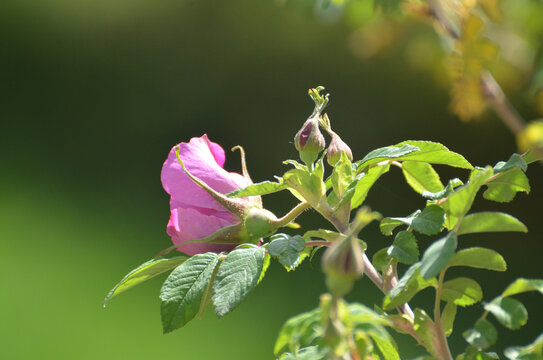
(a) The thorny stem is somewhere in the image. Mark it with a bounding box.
[434,270,454,360]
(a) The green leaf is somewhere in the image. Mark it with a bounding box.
[494,153,528,173]
[504,333,543,360]
[350,164,390,209]
[441,277,483,306]
[457,212,527,235]
[485,297,528,330]
[304,229,344,242]
[284,168,326,207]
[159,253,220,333]
[422,177,463,200]
[522,150,543,165]
[387,231,419,265]
[463,318,498,350]
[484,168,530,203]
[257,252,271,285]
[442,302,457,337]
[383,263,436,310]
[419,231,457,279]
[356,144,420,169]
[413,309,440,358]
[279,346,326,360]
[227,179,286,197]
[212,246,266,318]
[458,348,500,360]
[394,140,473,169]
[268,233,306,271]
[104,255,188,306]
[365,324,400,360]
[444,167,493,219]
[274,308,321,355]
[449,247,507,272]
[401,161,444,194]
[381,205,445,236]
[331,153,353,199]
[502,278,543,297]
[373,247,396,271]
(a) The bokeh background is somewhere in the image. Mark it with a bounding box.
[1,0,542,359]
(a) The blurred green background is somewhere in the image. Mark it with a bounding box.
[1,0,542,359]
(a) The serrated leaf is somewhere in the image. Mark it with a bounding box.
[485,297,528,330]
[351,164,390,209]
[422,178,463,200]
[274,308,321,355]
[160,253,220,333]
[381,205,445,236]
[279,346,326,360]
[441,277,483,306]
[484,168,530,203]
[463,318,498,350]
[387,231,419,264]
[401,161,444,194]
[420,231,457,279]
[494,153,527,173]
[413,309,440,358]
[442,301,457,337]
[373,247,396,271]
[356,144,420,169]
[227,180,286,197]
[394,140,473,169]
[457,212,527,235]
[502,278,543,298]
[449,247,506,272]
[268,233,306,271]
[212,246,266,318]
[445,167,493,219]
[257,253,271,285]
[383,263,436,310]
[104,255,188,306]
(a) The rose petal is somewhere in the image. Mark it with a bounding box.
[161,135,251,211]
[167,207,238,256]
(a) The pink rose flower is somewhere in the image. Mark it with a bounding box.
[161,134,258,255]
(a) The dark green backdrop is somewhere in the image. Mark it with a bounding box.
[1,0,541,359]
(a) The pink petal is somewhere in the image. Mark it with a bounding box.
[161,135,251,212]
[167,207,238,256]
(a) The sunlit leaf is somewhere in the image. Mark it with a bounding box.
[457,212,527,235]
[441,277,483,306]
[449,247,506,272]
[419,231,457,279]
[463,319,498,350]
[485,297,528,330]
[502,278,543,298]
[401,161,444,194]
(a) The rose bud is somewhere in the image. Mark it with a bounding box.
[326,132,353,167]
[294,117,326,166]
[322,235,364,297]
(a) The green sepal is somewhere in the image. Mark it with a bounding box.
[227,179,287,197]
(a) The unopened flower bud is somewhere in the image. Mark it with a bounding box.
[326,133,353,167]
[322,236,364,296]
[294,118,326,166]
